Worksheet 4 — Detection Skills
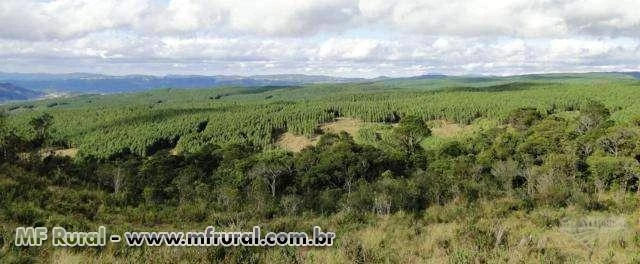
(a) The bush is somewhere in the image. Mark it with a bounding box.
[578,100,610,133]
[176,202,209,222]
[423,203,468,224]
[340,237,368,264]
[505,107,543,130]
[7,202,46,225]
[456,219,497,251]
[46,187,104,220]
[587,156,640,192]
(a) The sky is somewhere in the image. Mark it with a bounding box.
[0,0,639,78]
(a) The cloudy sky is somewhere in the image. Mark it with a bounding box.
[1,0,639,77]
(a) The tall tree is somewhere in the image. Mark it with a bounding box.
[392,116,430,153]
[29,112,54,147]
[249,149,294,197]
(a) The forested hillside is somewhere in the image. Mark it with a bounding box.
[4,73,640,158]
[0,83,42,102]
[0,72,364,94]
[2,74,640,262]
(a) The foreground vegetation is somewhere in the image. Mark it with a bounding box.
[2,73,640,263]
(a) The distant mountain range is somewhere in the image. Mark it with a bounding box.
[620,72,640,79]
[0,71,638,102]
[0,82,43,102]
[0,72,365,94]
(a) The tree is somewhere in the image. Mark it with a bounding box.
[173,164,206,204]
[28,113,54,147]
[597,127,638,157]
[587,156,640,193]
[526,154,578,206]
[391,115,431,169]
[138,150,182,205]
[517,117,574,165]
[392,115,431,153]
[249,149,294,197]
[577,100,610,133]
[504,107,543,130]
[491,159,520,195]
[0,111,10,160]
[0,110,6,138]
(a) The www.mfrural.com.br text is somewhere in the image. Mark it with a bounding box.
[14,226,335,247]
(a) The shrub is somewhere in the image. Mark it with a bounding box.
[587,156,640,192]
[505,107,543,130]
[8,202,46,225]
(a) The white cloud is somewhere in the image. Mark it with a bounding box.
[317,38,399,61]
[2,0,640,40]
[0,0,149,40]
[358,0,640,38]
[2,33,639,77]
[136,0,226,34]
[222,0,359,36]
[0,0,640,76]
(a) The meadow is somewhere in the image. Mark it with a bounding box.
[2,73,640,263]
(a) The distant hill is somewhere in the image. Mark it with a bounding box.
[0,82,43,102]
[620,72,640,79]
[408,74,448,79]
[0,71,637,96]
[0,72,364,94]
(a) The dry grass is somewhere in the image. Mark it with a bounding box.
[54,148,78,157]
[10,205,640,263]
[319,118,365,136]
[169,147,180,155]
[277,118,366,152]
[429,120,473,138]
[38,148,78,158]
[51,250,85,264]
[278,118,479,152]
[276,132,317,152]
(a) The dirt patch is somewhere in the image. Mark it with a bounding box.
[39,148,78,158]
[55,148,78,157]
[319,118,365,135]
[276,132,316,152]
[169,148,180,155]
[430,120,472,137]
[276,118,366,152]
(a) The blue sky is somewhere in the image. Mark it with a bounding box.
[1,0,639,77]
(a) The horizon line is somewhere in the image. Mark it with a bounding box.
[1,70,639,80]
